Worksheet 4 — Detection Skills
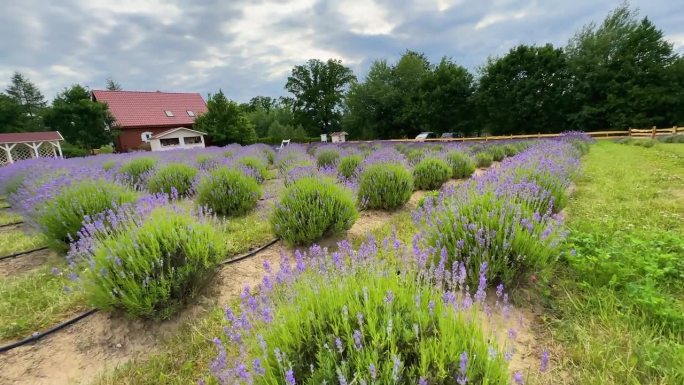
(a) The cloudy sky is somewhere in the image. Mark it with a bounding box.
[2,0,683,102]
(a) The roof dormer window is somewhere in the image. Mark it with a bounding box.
[164,110,174,117]
[186,110,195,117]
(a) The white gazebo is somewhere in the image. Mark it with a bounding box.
[148,127,206,151]
[0,131,64,166]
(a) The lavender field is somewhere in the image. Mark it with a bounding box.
[1,134,682,385]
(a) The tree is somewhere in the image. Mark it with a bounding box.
[566,4,676,130]
[244,96,296,138]
[0,94,25,133]
[194,90,257,145]
[43,85,116,153]
[105,78,122,91]
[5,72,46,131]
[344,52,474,139]
[285,59,356,135]
[476,44,571,135]
[420,58,475,136]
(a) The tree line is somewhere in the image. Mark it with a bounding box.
[2,4,683,150]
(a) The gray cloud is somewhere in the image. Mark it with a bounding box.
[1,0,682,102]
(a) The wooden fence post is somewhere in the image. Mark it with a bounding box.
[651,126,656,139]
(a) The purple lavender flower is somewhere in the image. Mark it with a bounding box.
[285,369,296,385]
[369,363,377,381]
[457,351,468,384]
[513,371,524,384]
[540,350,549,372]
[353,330,363,349]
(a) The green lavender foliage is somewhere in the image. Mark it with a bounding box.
[475,152,494,168]
[358,164,413,210]
[246,265,509,384]
[445,151,476,179]
[119,157,158,186]
[36,180,137,250]
[270,176,358,245]
[316,149,341,168]
[196,167,261,216]
[147,163,199,197]
[412,157,451,190]
[238,156,268,183]
[83,208,226,319]
[337,154,363,179]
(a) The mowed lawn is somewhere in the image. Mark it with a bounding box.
[544,140,684,385]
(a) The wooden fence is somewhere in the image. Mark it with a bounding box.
[346,126,684,143]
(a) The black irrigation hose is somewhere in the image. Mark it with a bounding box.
[0,246,49,261]
[0,221,24,229]
[219,237,280,266]
[0,309,99,354]
[0,238,280,354]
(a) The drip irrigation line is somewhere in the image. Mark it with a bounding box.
[220,238,280,266]
[0,309,99,354]
[0,238,280,354]
[0,246,49,261]
[0,221,24,228]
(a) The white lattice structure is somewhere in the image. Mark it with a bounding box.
[0,131,64,166]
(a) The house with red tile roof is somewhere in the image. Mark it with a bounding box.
[91,90,208,152]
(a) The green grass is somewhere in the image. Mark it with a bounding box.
[0,229,46,256]
[0,266,87,341]
[541,141,684,384]
[220,210,274,255]
[0,210,22,226]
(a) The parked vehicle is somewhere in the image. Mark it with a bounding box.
[415,132,437,141]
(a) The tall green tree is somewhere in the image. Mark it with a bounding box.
[421,58,475,136]
[285,59,356,135]
[5,72,46,131]
[105,78,122,91]
[344,52,474,139]
[566,4,676,130]
[476,44,570,135]
[0,94,25,133]
[43,85,116,152]
[194,90,256,145]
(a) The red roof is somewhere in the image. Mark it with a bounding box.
[92,90,207,129]
[0,131,63,144]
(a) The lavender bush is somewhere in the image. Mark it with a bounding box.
[146,163,199,198]
[412,157,452,190]
[80,205,225,319]
[35,179,137,250]
[270,176,358,245]
[445,151,476,179]
[358,163,413,210]
[197,167,262,216]
[118,157,158,189]
[237,156,268,184]
[316,148,341,168]
[475,152,494,168]
[337,154,363,180]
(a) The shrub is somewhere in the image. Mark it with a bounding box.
[96,145,115,154]
[196,167,261,216]
[210,255,509,385]
[419,190,562,288]
[358,164,413,210]
[35,180,137,250]
[3,174,26,196]
[316,149,340,168]
[337,154,362,179]
[238,156,268,183]
[412,157,451,190]
[475,152,493,168]
[262,147,276,165]
[147,163,198,197]
[82,208,225,319]
[61,142,88,158]
[417,190,440,208]
[502,144,517,157]
[487,146,506,161]
[270,176,358,245]
[196,154,219,170]
[634,139,656,148]
[445,151,475,179]
[406,149,424,165]
[102,160,117,171]
[119,157,158,187]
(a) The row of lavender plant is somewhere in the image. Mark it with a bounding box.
[206,133,591,384]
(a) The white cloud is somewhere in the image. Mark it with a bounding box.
[475,10,527,30]
[668,33,684,51]
[335,1,396,35]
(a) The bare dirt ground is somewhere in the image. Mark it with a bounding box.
[0,248,59,278]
